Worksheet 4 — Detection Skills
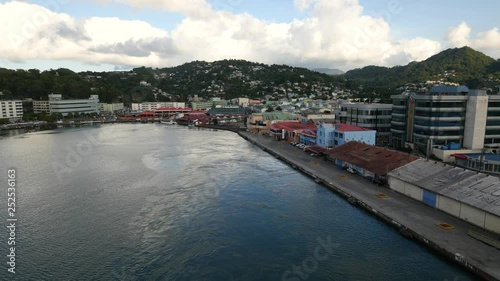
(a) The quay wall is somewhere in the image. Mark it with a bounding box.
[237,131,498,281]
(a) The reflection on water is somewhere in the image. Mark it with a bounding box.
[0,124,473,281]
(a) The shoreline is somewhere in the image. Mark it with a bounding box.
[237,130,500,281]
[2,123,498,279]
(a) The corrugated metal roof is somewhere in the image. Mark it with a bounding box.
[388,159,500,217]
[262,112,296,121]
[326,142,419,175]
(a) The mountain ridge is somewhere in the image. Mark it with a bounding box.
[345,46,500,88]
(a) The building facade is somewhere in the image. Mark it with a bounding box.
[100,103,124,113]
[391,86,500,155]
[33,101,50,114]
[335,103,392,145]
[131,102,186,111]
[191,102,214,111]
[388,159,500,235]
[0,100,23,121]
[316,123,376,149]
[299,129,317,145]
[33,94,100,116]
[247,112,299,134]
[453,153,500,174]
[326,141,418,180]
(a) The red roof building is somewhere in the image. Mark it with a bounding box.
[270,122,317,142]
[325,141,419,177]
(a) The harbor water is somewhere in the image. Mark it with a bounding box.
[0,124,474,280]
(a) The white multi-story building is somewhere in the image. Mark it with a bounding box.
[131,102,186,111]
[0,100,23,121]
[100,103,124,113]
[32,94,100,116]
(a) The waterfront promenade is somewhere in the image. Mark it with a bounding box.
[239,131,500,281]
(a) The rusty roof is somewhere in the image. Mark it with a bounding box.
[325,142,419,175]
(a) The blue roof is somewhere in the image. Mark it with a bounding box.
[430,85,469,94]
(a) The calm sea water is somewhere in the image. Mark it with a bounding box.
[0,124,474,281]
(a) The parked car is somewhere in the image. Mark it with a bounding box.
[347,167,356,174]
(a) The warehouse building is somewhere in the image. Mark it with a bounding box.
[388,159,500,234]
[325,141,418,180]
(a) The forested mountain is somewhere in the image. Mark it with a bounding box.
[0,60,346,105]
[345,47,500,89]
[312,68,345,75]
[1,47,499,106]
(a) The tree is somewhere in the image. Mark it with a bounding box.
[0,89,13,100]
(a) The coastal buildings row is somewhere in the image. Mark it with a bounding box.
[321,139,500,235]
[259,121,500,235]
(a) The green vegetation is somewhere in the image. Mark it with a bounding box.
[0,47,498,106]
[345,47,500,89]
[21,112,58,122]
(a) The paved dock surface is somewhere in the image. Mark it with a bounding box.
[240,131,500,281]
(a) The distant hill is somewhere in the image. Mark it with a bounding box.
[312,68,345,75]
[345,47,500,88]
[0,59,346,105]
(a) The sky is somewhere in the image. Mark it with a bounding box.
[0,0,499,72]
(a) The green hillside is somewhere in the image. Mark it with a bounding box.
[345,46,500,88]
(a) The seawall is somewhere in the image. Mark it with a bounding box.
[237,131,500,281]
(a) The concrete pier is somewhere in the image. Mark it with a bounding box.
[238,131,500,281]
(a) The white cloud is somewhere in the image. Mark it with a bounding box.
[447,22,471,47]
[96,0,212,17]
[447,22,500,58]
[294,0,316,11]
[0,0,453,71]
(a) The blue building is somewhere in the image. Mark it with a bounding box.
[299,129,317,145]
[316,123,376,148]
